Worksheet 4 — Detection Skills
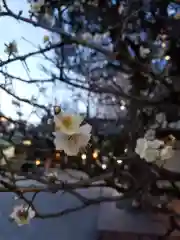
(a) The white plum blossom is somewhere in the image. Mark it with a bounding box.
[28,0,44,13]
[93,33,103,43]
[160,145,174,160]
[4,40,18,55]
[0,146,15,166]
[103,32,110,39]
[153,112,168,128]
[54,112,92,156]
[81,32,93,41]
[45,171,58,179]
[169,122,177,129]
[28,0,54,26]
[43,12,55,26]
[54,123,92,156]
[10,205,35,226]
[3,146,15,159]
[169,120,180,129]
[135,138,148,159]
[147,139,164,149]
[80,31,113,51]
[155,112,166,124]
[135,138,173,163]
[118,2,125,15]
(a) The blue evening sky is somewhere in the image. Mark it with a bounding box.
[0,0,87,124]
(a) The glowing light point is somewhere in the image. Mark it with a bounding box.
[35,160,41,166]
[120,105,126,111]
[165,55,170,61]
[102,164,107,169]
[81,154,87,160]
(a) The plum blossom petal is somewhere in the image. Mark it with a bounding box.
[135,138,148,159]
[160,146,174,160]
[147,139,164,149]
[54,124,91,156]
[143,148,159,162]
[54,132,67,151]
[79,123,92,135]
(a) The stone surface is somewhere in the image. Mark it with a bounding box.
[97,187,179,236]
[0,188,100,240]
[0,170,100,240]
[98,231,180,240]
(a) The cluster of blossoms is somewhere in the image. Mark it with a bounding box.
[8,113,176,226]
[135,111,176,163]
[54,112,92,156]
[28,0,54,25]
[9,111,92,226]
[81,31,113,51]
[135,130,174,163]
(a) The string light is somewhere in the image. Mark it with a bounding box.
[117,160,122,164]
[35,159,41,166]
[55,152,60,160]
[81,153,87,165]
[22,140,31,146]
[165,55,170,61]
[102,164,107,169]
[161,42,166,48]
[81,154,87,160]
[0,117,7,122]
[120,105,126,111]
[92,150,99,159]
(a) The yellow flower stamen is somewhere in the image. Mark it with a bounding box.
[17,209,29,223]
[62,116,72,129]
[43,35,49,43]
